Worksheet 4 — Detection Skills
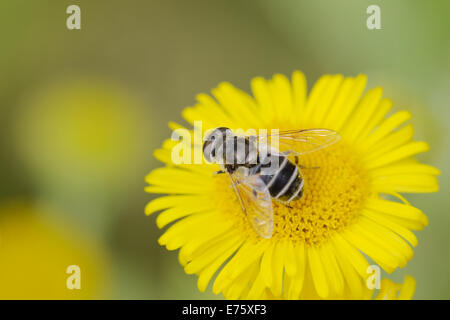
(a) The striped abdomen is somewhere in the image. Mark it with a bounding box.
[253,155,304,202]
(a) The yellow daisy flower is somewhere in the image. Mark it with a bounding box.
[145,71,439,299]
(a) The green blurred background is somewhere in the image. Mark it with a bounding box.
[0,0,448,299]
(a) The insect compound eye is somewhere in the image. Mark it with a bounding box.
[202,127,231,163]
[202,140,215,163]
[214,127,232,135]
[203,127,231,143]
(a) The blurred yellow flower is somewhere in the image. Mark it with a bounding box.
[14,77,148,189]
[0,202,109,299]
[145,71,439,299]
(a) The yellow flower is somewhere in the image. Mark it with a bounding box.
[14,77,148,189]
[0,202,109,299]
[145,71,439,299]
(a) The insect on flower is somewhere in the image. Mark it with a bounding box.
[145,71,439,299]
[202,127,340,239]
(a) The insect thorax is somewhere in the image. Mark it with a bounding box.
[203,129,259,167]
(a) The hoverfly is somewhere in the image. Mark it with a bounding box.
[202,127,340,239]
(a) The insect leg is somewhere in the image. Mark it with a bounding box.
[274,198,293,209]
[298,164,320,170]
[293,154,319,169]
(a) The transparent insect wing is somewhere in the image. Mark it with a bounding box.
[256,128,341,155]
[228,169,273,239]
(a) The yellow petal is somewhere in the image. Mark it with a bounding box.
[343,87,383,142]
[361,209,418,247]
[363,110,412,148]
[325,74,367,131]
[307,246,329,298]
[366,198,428,228]
[320,243,344,295]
